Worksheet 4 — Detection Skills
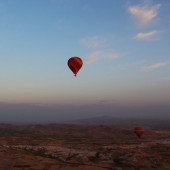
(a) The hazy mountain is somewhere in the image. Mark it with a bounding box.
[0,103,170,124]
[64,115,170,130]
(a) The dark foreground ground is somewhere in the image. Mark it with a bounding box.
[0,124,170,170]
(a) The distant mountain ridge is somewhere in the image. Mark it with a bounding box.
[64,115,170,130]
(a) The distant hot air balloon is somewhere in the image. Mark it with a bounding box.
[68,57,83,76]
[134,127,144,138]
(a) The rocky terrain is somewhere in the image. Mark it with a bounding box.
[0,124,169,169]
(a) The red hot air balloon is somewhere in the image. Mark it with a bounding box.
[134,127,144,138]
[68,57,83,76]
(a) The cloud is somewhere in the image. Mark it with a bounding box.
[109,60,145,73]
[86,51,102,64]
[134,30,158,40]
[98,99,120,104]
[162,77,170,81]
[86,50,122,64]
[141,62,168,71]
[128,2,161,26]
[106,53,120,59]
[81,36,125,64]
[80,36,106,49]
[33,103,48,107]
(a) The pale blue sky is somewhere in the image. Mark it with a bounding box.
[0,0,170,107]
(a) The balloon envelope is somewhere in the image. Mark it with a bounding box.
[68,57,83,76]
[134,127,144,138]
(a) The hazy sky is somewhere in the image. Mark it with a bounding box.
[0,0,170,121]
